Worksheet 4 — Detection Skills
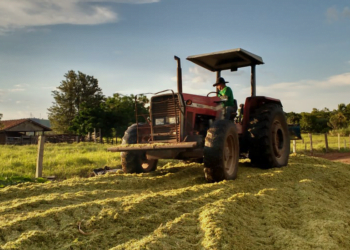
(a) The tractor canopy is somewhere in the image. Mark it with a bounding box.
[186,48,264,72]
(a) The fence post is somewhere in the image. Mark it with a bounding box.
[338,133,340,151]
[344,139,346,150]
[36,135,45,178]
[94,128,97,143]
[293,140,296,154]
[99,128,102,143]
[309,133,313,155]
[324,133,329,153]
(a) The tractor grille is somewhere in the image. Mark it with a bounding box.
[151,95,181,142]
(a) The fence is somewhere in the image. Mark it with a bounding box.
[291,133,350,155]
[44,128,122,144]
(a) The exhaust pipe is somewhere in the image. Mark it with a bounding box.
[174,56,182,94]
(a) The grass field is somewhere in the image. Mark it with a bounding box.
[1,133,349,181]
[293,133,350,154]
[0,143,120,180]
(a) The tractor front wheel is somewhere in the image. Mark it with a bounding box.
[203,120,239,182]
[120,124,158,173]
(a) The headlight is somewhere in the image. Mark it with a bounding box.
[155,118,165,125]
[168,117,177,124]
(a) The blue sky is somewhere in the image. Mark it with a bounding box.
[0,0,349,120]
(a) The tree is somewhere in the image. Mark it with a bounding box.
[104,93,149,137]
[48,70,104,134]
[0,113,3,129]
[69,93,149,138]
[328,112,347,130]
[285,112,301,124]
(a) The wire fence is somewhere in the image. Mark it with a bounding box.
[291,133,350,155]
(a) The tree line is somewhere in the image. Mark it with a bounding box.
[286,104,350,135]
[48,70,149,138]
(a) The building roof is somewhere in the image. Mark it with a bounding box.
[0,119,52,132]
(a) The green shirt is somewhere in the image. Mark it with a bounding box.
[218,86,234,107]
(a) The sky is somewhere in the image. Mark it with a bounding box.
[0,0,350,120]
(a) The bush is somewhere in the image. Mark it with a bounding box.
[329,125,350,136]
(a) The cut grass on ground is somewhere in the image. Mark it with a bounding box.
[0,155,350,249]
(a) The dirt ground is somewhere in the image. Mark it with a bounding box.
[316,152,350,164]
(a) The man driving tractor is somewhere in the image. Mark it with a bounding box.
[213,77,236,119]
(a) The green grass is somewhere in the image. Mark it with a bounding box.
[1,133,349,182]
[0,143,121,180]
[291,133,350,154]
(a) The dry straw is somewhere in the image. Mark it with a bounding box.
[0,156,350,249]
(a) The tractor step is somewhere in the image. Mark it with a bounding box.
[108,141,198,152]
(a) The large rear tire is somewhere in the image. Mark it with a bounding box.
[248,104,290,169]
[121,124,158,173]
[203,120,239,182]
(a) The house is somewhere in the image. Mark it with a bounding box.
[0,119,52,145]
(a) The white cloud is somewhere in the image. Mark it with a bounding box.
[342,6,350,18]
[246,72,350,113]
[8,88,25,92]
[0,0,160,32]
[173,66,215,95]
[174,65,350,113]
[326,7,339,22]
[326,6,350,22]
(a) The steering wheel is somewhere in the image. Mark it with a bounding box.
[207,91,222,97]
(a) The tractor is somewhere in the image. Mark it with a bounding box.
[109,48,296,182]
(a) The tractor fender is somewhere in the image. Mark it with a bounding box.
[241,96,282,135]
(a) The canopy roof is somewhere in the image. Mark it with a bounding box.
[186,48,264,72]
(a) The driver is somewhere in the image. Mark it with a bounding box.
[213,77,236,119]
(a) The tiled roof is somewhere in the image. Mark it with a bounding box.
[0,119,52,131]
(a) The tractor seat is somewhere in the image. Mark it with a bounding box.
[229,99,238,120]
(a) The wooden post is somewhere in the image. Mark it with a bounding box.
[338,133,340,151]
[309,133,313,155]
[36,136,45,178]
[293,140,296,154]
[88,132,92,142]
[324,133,328,153]
[344,139,346,150]
[99,128,102,143]
[94,128,97,143]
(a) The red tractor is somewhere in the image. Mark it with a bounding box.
[110,48,292,182]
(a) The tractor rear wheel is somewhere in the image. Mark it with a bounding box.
[120,124,158,173]
[248,103,290,168]
[203,120,239,182]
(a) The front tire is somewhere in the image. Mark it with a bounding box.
[248,104,290,168]
[203,120,239,182]
[121,124,158,173]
